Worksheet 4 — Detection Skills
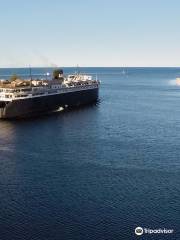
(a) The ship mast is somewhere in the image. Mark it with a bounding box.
[29,65,32,86]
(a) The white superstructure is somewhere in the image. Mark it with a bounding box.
[0,74,99,102]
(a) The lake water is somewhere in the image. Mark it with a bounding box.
[0,67,180,239]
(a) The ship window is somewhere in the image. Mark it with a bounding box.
[22,88,32,92]
[20,95,28,97]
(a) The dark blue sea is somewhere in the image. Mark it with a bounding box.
[0,67,180,240]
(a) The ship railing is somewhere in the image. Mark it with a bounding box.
[0,95,13,101]
[0,82,99,100]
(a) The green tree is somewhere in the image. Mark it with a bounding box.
[10,74,19,81]
[53,69,63,79]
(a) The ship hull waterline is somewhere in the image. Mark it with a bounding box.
[0,88,99,119]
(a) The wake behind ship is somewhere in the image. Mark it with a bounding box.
[0,69,100,119]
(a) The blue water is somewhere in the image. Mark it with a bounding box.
[0,67,180,239]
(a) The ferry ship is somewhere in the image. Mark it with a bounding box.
[0,69,100,119]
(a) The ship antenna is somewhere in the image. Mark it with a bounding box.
[76,64,79,75]
[29,65,33,87]
[29,65,32,81]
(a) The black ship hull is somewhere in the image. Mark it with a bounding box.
[0,88,99,119]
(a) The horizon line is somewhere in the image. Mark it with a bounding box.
[0,66,180,69]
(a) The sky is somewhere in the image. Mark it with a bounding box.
[0,0,180,67]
